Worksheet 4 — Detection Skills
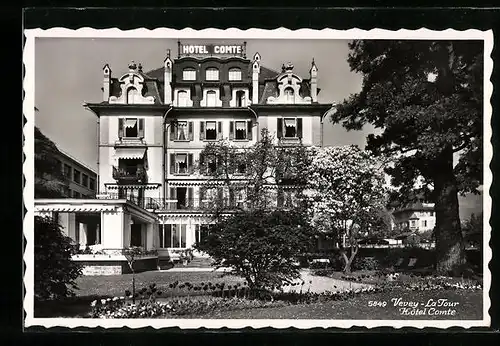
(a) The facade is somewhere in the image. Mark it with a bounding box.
[392,202,436,234]
[83,42,332,260]
[55,149,98,199]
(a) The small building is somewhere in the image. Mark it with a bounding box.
[392,202,435,233]
[55,149,98,199]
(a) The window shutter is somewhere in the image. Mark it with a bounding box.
[229,121,234,140]
[199,187,205,206]
[218,121,223,139]
[247,120,253,140]
[188,153,194,173]
[277,118,283,138]
[229,188,235,207]
[138,119,145,138]
[188,187,194,206]
[200,121,205,140]
[118,118,124,138]
[169,187,177,200]
[170,153,175,174]
[170,122,175,141]
[188,121,194,141]
[217,187,224,206]
[297,118,303,138]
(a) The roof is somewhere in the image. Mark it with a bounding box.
[109,69,164,104]
[393,202,435,214]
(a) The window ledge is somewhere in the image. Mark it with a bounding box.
[173,140,192,142]
[232,139,249,142]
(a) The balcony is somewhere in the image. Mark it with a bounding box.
[112,166,147,184]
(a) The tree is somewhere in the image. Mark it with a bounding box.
[35,126,68,198]
[195,209,315,290]
[306,145,387,273]
[462,213,483,250]
[333,40,483,274]
[197,129,311,214]
[34,216,82,300]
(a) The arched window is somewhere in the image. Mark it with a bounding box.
[205,68,219,81]
[228,68,242,81]
[284,87,295,103]
[177,90,189,107]
[182,68,196,81]
[235,90,246,107]
[206,90,217,107]
[127,87,140,104]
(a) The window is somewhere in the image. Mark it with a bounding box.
[235,153,246,174]
[56,159,62,172]
[63,187,71,197]
[277,118,303,139]
[159,224,187,248]
[72,190,81,199]
[73,169,81,184]
[422,220,427,227]
[228,68,242,81]
[177,90,189,107]
[284,87,295,103]
[170,153,193,174]
[235,90,246,107]
[235,121,247,140]
[82,174,88,187]
[205,121,217,140]
[63,164,72,178]
[195,224,210,245]
[130,224,142,247]
[205,68,219,81]
[89,178,96,191]
[235,188,246,208]
[127,87,141,104]
[176,121,188,140]
[410,220,416,227]
[183,68,196,81]
[206,91,217,107]
[118,118,145,138]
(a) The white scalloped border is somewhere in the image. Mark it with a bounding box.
[23,27,493,330]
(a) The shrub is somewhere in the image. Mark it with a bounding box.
[353,256,381,271]
[195,209,315,290]
[34,216,83,300]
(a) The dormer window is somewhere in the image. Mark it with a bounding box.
[206,68,219,81]
[206,90,217,107]
[228,68,242,81]
[127,87,140,104]
[177,90,189,107]
[284,87,295,103]
[183,68,196,81]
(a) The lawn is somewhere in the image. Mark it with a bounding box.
[34,270,483,320]
[196,288,483,320]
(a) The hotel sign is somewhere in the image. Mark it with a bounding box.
[179,43,246,57]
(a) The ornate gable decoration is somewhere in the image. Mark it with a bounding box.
[266,62,312,105]
[109,61,155,104]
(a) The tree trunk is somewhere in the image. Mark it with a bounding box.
[341,245,358,274]
[433,148,466,275]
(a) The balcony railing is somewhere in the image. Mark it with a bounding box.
[112,166,147,184]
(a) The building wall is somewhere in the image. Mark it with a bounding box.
[55,151,97,198]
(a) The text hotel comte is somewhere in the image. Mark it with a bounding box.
[182,45,243,55]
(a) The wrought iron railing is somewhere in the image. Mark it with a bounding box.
[112,166,147,184]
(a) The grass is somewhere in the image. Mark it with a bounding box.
[198,288,483,320]
[34,270,484,320]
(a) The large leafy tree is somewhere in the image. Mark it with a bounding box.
[35,125,68,198]
[306,145,388,273]
[333,40,483,274]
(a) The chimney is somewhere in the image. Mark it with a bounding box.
[103,64,111,102]
[164,49,173,104]
[310,58,318,103]
[252,52,261,104]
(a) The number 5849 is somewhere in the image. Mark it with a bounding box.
[368,301,387,307]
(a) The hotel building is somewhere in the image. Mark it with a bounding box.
[35,43,332,272]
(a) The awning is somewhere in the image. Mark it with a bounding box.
[124,119,137,128]
[206,122,216,130]
[105,184,160,190]
[236,122,246,131]
[115,147,146,160]
[176,154,187,163]
[284,119,295,128]
[35,205,116,212]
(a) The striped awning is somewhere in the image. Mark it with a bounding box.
[115,147,146,160]
[35,205,116,212]
[284,119,295,128]
[124,119,137,128]
[236,121,246,131]
[105,184,160,190]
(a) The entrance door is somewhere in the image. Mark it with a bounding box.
[130,224,142,247]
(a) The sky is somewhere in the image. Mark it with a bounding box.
[34,37,482,220]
